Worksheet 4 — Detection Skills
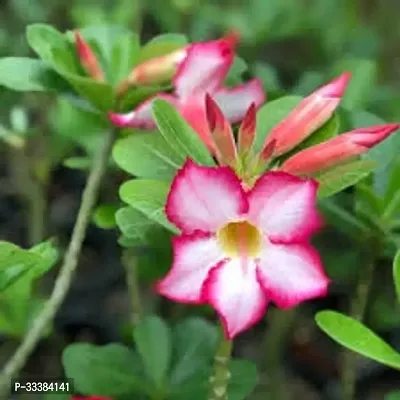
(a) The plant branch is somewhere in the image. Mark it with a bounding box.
[208,329,233,400]
[0,128,115,397]
[122,249,142,326]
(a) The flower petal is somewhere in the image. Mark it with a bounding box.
[205,94,237,166]
[247,172,322,243]
[213,79,266,123]
[263,73,351,157]
[179,96,216,152]
[256,243,329,308]
[202,258,268,339]
[166,160,248,233]
[173,37,236,99]
[155,232,225,303]
[108,94,178,129]
[280,123,400,176]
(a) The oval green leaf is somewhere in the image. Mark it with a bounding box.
[152,99,215,167]
[112,132,183,179]
[316,310,400,370]
[133,315,172,389]
[317,159,376,199]
[62,343,149,396]
[119,179,179,234]
[0,58,70,92]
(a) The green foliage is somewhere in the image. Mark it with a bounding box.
[0,57,70,92]
[152,99,215,167]
[138,34,188,62]
[93,204,118,229]
[133,316,172,388]
[316,311,400,370]
[394,251,400,302]
[0,240,59,336]
[27,24,115,110]
[112,131,183,180]
[316,160,376,199]
[63,343,149,397]
[119,179,178,234]
[63,316,258,399]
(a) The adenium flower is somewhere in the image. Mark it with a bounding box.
[281,124,400,175]
[74,31,104,81]
[156,160,329,338]
[109,33,265,151]
[261,73,351,158]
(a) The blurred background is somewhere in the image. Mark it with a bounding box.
[0,0,399,399]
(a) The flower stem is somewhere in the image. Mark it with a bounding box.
[122,248,142,326]
[208,330,233,400]
[0,128,115,397]
[341,250,377,400]
[263,307,296,400]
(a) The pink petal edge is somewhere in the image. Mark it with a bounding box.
[202,258,269,339]
[165,159,248,234]
[256,243,330,309]
[247,171,323,243]
[154,231,225,304]
[108,94,178,129]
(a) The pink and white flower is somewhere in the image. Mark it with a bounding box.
[156,160,329,339]
[109,33,265,152]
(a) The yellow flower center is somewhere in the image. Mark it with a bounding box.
[217,221,263,257]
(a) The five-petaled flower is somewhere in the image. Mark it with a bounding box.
[109,33,265,152]
[155,160,330,339]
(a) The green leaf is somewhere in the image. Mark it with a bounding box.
[116,207,159,244]
[316,160,376,199]
[228,360,258,400]
[138,34,187,62]
[393,251,400,302]
[152,99,215,167]
[119,179,178,233]
[112,132,183,180]
[170,318,218,386]
[63,343,149,397]
[384,156,400,209]
[76,25,132,63]
[254,95,303,153]
[27,24,115,111]
[133,316,172,389]
[93,204,118,229]
[386,391,400,400]
[110,32,140,84]
[316,310,400,370]
[0,240,58,336]
[116,208,173,282]
[169,359,258,400]
[332,59,377,110]
[0,57,69,92]
[0,240,58,292]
